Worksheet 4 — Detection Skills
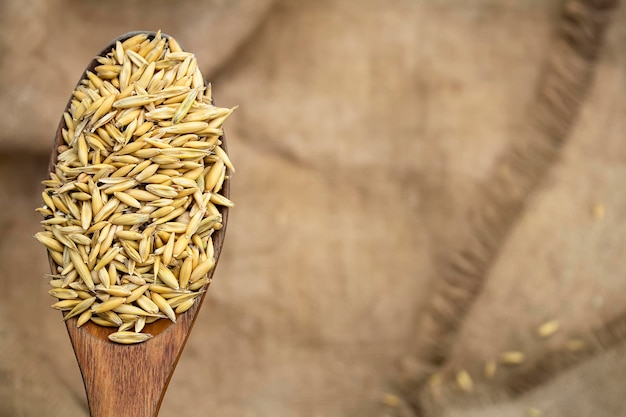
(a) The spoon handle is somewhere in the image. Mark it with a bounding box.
[67,312,196,417]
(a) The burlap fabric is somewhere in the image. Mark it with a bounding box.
[1,0,625,416]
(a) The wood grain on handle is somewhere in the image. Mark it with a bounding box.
[66,313,195,417]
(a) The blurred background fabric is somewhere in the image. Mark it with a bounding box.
[1,0,626,416]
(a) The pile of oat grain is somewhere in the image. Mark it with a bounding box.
[35,31,235,344]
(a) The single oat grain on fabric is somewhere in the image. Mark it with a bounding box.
[35,31,236,344]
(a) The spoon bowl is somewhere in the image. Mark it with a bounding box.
[46,31,230,417]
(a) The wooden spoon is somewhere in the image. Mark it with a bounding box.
[46,31,230,417]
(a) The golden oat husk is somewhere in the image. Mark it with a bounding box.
[117,312,139,322]
[52,299,82,311]
[172,88,199,125]
[125,189,160,201]
[121,240,142,263]
[76,309,93,327]
[135,316,147,333]
[112,303,160,317]
[95,292,111,303]
[160,121,208,135]
[134,163,160,181]
[116,230,144,241]
[160,147,209,159]
[499,351,526,365]
[145,184,178,199]
[91,297,126,314]
[108,164,137,178]
[189,257,215,283]
[167,292,201,308]
[566,338,586,352]
[456,370,473,393]
[150,206,176,219]
[41,191,56,210]
[149,283,181,294]
[204,160,224,191]
[172,176,198,188]
[126,284,150,303]
[97,266,110,289]
[159,290,192,299]
[118,321,136,332]
[206,237,215,259]
[108,264,119,286]
[97,285,132,297]
[41,217,68,226]
[427,372,443,388]
[108,331,153,344]
[209,192,234,207]
[87,239,102,268]
[213,166,227,193]
[103,179,137,194]
[93,198,120,223]
[63,296,96,320]
[191,234,206,254]
[98,310,124,326]
[35,232,65,253]
[111,213,150,226]
[48,288,79,299]
[592,203,605,221]
[90,316,118,327]
[536,319,560,339]
[114,191,142,209]
[151,292,176,322]
[113,94,159,109]
[185,210,204,237]
[48,278,64,288]
[136,295,160,314]
[94,247,120,271]
[141,174,173,184]
[157,264,180,290]
[158,221,187,234]
[69,249,95,289]
[175,298,196,314]
[62,269,78,289]
[139,236,150,262]
[172,235,190,259]
[189,277,210,291]
[484,360,497,379]
[51,226,77,251]
[71,192,92,201]
[76,290,93,300]
[68,234,91,246]
[213,145,235,173]
[162,232,176,265]
[179,256,193,289]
